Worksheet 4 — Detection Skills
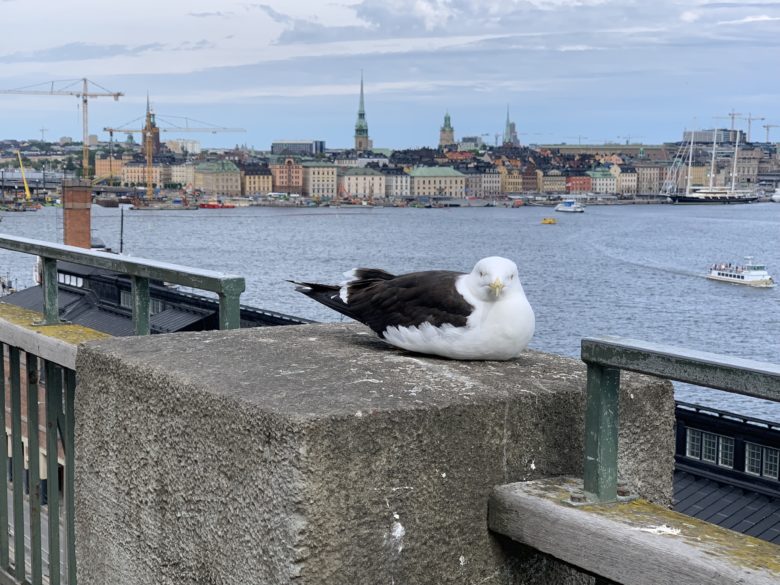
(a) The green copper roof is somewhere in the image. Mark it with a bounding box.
[355,72,369,134]
[408,166,465,178]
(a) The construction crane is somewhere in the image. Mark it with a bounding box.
[16,151,32,201]
[763,124,780,143]
[0,78,123,179]
[714,109,742,131]
[744,113,765,142]
[104,98,244,201]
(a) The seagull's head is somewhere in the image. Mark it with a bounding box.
[469,256,522,302]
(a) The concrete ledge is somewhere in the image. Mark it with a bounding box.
[489,476,780,585]
[0,302,108,369]
[75,323,675,584]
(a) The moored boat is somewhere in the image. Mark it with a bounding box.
[706,258,774,288]
[199,200,236,209]
[554,199,585,213]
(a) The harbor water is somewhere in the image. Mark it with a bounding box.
[1,202,779,419]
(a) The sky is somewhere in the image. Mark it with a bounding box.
[1,0,779,150]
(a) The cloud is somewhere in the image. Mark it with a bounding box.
[0,42,165,64]
[680,10,700,22]
[717,14,780,24]
[249,3,295,24]
[189,11,233,18]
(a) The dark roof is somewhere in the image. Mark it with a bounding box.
[674,469,780,544]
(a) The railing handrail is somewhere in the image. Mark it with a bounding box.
[580,335,780,503]
[582,335,780,402]
[0,234,246,333]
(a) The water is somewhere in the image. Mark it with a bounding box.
[2,202,779,418]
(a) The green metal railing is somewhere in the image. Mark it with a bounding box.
[0,234,248,584]
[0,342,76,584]
[0,234,246,334]
[581,336,780,502]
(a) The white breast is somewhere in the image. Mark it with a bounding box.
[381,284,535,360]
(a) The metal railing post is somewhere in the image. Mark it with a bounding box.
[40,257,60,325]
[131,276,150,336]
[583,363,620,502]
[218,278,245,330]
[45,361,62,585]
[26,355,42,585]
[0,344,8,571]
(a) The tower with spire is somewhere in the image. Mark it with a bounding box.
[439,111,455,148]
[502,106,520,147]
[354,72,371,151]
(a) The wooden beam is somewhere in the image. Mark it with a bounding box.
[488,477,780,585]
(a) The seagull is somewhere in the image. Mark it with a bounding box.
[290,256,535,360]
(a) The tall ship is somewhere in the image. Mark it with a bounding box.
[666,129,758,204]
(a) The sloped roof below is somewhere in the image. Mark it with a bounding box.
[674,470,780,544]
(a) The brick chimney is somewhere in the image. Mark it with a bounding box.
[62,180,92,249]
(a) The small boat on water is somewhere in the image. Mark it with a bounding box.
[541,217,557,225]
[706,258,775,288]
[199,200,236,209]
[554,199,585,213]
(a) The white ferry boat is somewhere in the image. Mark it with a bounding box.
[706,258,775,288]
[554,199,585,213]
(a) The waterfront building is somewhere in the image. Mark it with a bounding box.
[675,164,708,191]
[382,168,411,199]
[566,175,592,194]
[354,73,372,152]
[500,166,524,195]
[635,164,663,195]
[587,168,617,194]
[462,169,483,198]
[194,160,242,196]
[522,164,539,193]
[409,166,466,198]
[301,161,337,199]
[482,167,502,197]
[271,140,326,156]
[240,163,273,196]
[94,155,124,182]
[170,162,196,188]
[616,166,638,195]
[122,162,171,189]
[338,167,385,200]
[540,169,566,193]
[439,112,455,149]
[269,157,304,195]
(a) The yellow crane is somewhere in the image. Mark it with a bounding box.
[104,99,244,201]
[16,151,32,201]
[0,78,123,179]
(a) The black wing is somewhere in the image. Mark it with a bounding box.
[292,269,473,336]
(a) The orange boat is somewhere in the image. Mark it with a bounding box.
[198,201,236,209]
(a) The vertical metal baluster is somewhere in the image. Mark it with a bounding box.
[9,346,25,581]
[64,369,76,585]
[218,278,245,330]
[131,276,150,336]
[26,354,42,585]
[583,363,620,502]
[0,343,8,571]
[45,361,62,585]
[41,257,60,325]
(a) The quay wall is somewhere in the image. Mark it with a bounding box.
[74,323,674,584]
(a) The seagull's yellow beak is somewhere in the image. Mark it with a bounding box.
[488,277,505,297]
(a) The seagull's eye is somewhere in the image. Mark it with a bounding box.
[480,271,486,278]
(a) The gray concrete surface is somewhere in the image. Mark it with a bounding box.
[74,323,674,585]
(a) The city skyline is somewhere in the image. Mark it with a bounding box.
[0,1,778,149]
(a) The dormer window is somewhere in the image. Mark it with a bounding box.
[57,273,83,288]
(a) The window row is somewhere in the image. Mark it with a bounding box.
[685,428,779,480]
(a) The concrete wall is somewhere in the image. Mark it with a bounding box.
[74,323,674,585]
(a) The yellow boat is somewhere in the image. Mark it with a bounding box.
[541,217,557,225]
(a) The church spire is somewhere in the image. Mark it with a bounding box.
[354,71,370,151]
